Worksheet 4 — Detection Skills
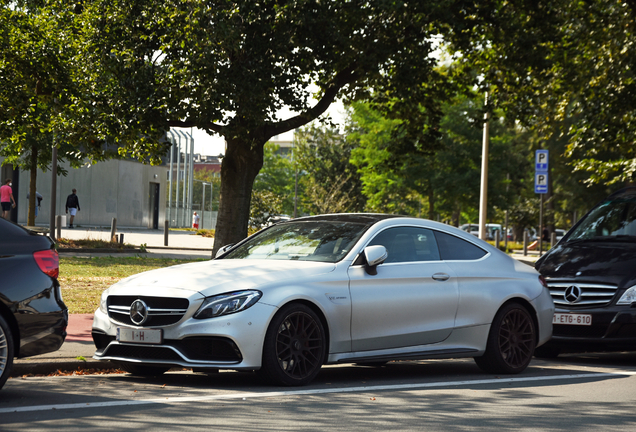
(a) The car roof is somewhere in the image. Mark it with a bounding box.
[607,186,636,200]
[290,213,403,226]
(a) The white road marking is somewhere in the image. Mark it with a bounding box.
[1,372,634,414]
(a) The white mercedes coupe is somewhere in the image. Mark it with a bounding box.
[92,214,554,385]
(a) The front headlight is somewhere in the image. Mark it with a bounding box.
[99,291,108,314]
[617,286,636,305]
[194,290,262,319]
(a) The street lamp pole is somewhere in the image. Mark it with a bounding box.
[479,92,490,241]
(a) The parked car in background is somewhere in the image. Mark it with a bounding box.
[554,229,567,243]
[535,187,636,357]
[93,214,553,386]
[0,219,68,390]
[460,223,502,240]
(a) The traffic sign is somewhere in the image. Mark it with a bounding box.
[535,172,548,194]
[535,149,549,172]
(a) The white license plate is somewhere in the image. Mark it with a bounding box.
[553,313,592,326]
[117,327,162,344]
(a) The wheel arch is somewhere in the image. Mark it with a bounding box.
[274,299,331,364]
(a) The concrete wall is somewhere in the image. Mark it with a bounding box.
[3,158,168,228]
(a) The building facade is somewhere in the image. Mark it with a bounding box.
[1,157,167,229]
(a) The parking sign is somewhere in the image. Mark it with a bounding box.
[535,173,548,194]
[535,150,549,194]
[535,150,549,172]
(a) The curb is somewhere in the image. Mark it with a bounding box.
[11,359,115,377]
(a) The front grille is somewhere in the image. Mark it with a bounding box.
[105,344,184,361]
[92,331,116,350]
[553,325,607,338]
[102,337,242,363]
[547,281,618,308]
[173,337,242,362]
[107,295,189,327]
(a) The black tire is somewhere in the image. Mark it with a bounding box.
[0,314,15,390]
[115,362,170,376]
[474,303,537,374]
[258,303,326,386]
[534,344,561,359]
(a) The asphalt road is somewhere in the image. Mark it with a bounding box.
[2,354,636,431]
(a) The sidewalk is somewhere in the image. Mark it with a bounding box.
[10,229,542,377]
[57,226,216,259]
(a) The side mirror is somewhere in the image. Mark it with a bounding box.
[215,243,236,258]
[364,245,388,275]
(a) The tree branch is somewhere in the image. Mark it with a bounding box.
[264,66,359,137]
[167,119,225,135]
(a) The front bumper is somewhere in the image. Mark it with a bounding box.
[548,306,636,351]
[92,302,277,370]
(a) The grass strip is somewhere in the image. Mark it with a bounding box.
[60,256,204,314]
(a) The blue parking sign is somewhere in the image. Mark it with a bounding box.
[535,150,549,172]
[535,172,548,194]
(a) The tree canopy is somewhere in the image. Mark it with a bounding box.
[3,0,635,246]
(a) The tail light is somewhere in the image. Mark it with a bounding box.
[538,275,549,289]
[33,249,60,279]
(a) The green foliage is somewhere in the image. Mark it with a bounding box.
[253,143,295,215]
[348,93,533,227]
[294,125,365,215]
[349,102,412,214]
[459,0,636,187]
[249,190,283,230]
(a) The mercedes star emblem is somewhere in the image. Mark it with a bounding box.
[564,285,582,304]
[130,299,149,325]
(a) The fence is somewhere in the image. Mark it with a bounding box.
[167,206,217,230]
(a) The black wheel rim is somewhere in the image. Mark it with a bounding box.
[0,327,7,376]
[498,308,535,368]
[275,311,324,380]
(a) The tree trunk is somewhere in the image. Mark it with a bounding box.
[451,206,460,227]
[212,137,265,255]
[27,146,38,226]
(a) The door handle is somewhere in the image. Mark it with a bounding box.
[432,273,450,281]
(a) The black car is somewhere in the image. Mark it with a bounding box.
[0,218,68,389]
[535,187,636,357]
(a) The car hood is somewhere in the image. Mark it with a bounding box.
[537,240,636,287]
[107,259,337,297]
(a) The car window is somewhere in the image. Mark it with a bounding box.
[223,221,369,262]
[368,227,441,263]
[567,195,636,240]
[434,231,487,260]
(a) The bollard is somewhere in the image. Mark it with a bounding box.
[523,231,528,256]
[551,232,557,249]
[164,220,169,246]
[495,230,500,251]
[110,218,117,242]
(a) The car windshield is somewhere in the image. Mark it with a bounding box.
[567,192,636,241]
[223,220,369,262]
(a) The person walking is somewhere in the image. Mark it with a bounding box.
[65,188,80,228]
[192,211,200,229]
[27,191,43,218]
[1,179,16,220]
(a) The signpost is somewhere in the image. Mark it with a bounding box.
[535,150,549,255]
